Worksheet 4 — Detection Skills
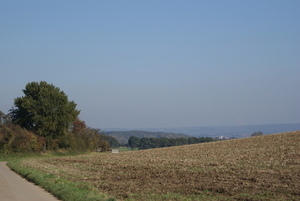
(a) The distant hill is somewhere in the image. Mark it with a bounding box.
[104,130,190,145]
[103,123,300,139]
[141,123,300,138]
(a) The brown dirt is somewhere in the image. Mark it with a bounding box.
[20,131,300,200]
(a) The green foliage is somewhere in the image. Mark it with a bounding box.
[72,127,103,152]
[70,118,111,152]
[140,138,152,149]
[102,135,120,148]
[98,139,110,152]
[0,117,113,153]
[105,130,190,145]
[0,123,45,154]
[128,136,216,150]
[128,136,141,149]
[10,81,80,150]
[0,120,104,154]
[0,151,42,161]
[251,131,263,137]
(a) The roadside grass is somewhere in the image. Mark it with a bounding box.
[0,149,90,162]
[1,150,117,201]
[6,159,116,201]
[0,152,42,161]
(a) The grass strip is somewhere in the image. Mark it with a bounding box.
[7,159,116,201]
[0,150,87,161]
[0,152,43,161]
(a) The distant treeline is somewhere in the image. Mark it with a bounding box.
[105,130,190,145]
[103,135,120,148]
[128,136,216,150]
[0,115,115,153]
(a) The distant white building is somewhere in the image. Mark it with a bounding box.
[218,136,230,140]
[111,149,119,153]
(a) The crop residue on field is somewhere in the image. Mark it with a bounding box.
[21,131,300,200]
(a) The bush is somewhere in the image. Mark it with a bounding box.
[0,123,45,153]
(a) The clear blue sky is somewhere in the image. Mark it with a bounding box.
[1,1,299,129]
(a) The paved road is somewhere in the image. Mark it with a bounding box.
[0,161,60,201]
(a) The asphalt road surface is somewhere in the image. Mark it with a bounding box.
[0,161,60,201]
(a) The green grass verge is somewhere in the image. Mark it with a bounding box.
[6,158,116,201]
[0,152,42,161]
[0,149,91,161]
[119,147,139,152]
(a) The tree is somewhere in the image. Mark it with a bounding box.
[0,111,4,125]
[128,136,140,149]
[188,137,199,144]
[251,131,263,137]
[10,81,80,150]
[77,127,102,151]
[0,123,45,153]
[160,137,170,147]
[99,139,110,152]
[103,135,120,148]
[72,118,87,134]
[140,138,151,149]
[150,138,160,148]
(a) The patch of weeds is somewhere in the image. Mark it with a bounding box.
[161,193,182,200]
[235,191,277,201]
[188,166,204,172]
[204,189,211,193]
[124,191,228,201]
[254,193,270,200]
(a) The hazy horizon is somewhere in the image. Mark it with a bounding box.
[103,122,300,127]
[1,1,299,129]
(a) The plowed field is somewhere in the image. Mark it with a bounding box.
[20,131,300,200]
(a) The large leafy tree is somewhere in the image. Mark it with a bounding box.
[11,81,80,148]
[128,136,141,149]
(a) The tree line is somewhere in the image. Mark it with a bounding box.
[251,131,263,137]
[0,112,112,154]
[0,81,114,153]
[128,136,216,150]
[105,130,189,145]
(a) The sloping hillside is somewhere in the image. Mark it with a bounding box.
[104,130,190,144]
[19,130,300,200]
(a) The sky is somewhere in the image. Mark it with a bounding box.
[1,1,299,129]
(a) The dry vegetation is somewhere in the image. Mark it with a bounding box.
[20,131,300,200]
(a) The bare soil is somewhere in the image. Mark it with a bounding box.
[20,131,300,200]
